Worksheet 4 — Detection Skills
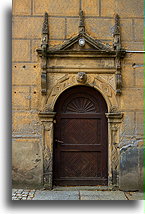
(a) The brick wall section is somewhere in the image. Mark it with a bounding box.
[12,0,144,185]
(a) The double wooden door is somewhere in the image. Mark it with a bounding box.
[53,86,108,186]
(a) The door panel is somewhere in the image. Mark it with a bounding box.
[61,118,101,145]
[53,86,108,186]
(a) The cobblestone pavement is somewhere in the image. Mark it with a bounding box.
[12,189,36,200]
[12,188,144,200]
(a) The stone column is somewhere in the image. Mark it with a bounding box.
[106,112,123,187]
[39,111,56,189]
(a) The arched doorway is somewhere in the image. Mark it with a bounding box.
[53,86,108,186]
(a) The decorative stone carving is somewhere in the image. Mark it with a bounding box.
[40,13,49,95]
[36,10,127,188]
[94,76,112,97]
[38,111,56,189]
[79,10,85,34]
[106,112,123,186]
[76,72,87,84]
[113,14,126,95]
[113,14,121,51]
[37,11,126,96]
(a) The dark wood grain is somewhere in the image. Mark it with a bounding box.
[53,86,108,186]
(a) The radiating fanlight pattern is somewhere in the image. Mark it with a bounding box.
[65,97,96,113]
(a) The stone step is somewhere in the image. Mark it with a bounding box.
[52,186,115,191]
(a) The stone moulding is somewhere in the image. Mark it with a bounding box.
[37,11,126,96]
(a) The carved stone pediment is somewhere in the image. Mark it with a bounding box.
[37,11,126,95]
[53,33,112,52]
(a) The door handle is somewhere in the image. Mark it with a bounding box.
[55,139,64,144]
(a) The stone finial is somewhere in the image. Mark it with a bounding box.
[79,10,85,34]
[42,12,49,34]
[40,12,49,95]
[41,12,49,50]
[113,14,120,36]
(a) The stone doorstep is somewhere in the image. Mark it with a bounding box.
[52,186,114,191]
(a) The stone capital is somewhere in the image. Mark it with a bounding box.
[38,111,56,123]
[105,112,123,124]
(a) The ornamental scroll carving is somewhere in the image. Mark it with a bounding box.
[44,74,118,113]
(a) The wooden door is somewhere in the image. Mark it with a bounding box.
[53,86,108,186]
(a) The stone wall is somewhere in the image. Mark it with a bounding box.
[12,0,144,190]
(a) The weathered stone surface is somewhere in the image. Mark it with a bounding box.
[101,0,116,17]
[120,88,143,110]
[49,40,65,47]
[12,63,40,85]
[12,112,42,135]
[48,57,115,70]
[122,65,134,87]
[12,86,30,110]
[134,67,144,88]
[138,147,144,191]
[80,191,127,200]
[33,0,80,16]
[32,40,65,62]
[119,146,139,191]
[13,17,65,40]
[82,0,99,16]
[48,17,65,40]
[122,42,144,51]
[116,0,144,18]
[31,40,40,62]
[12,17,42,39]
[66,18,79,39]
[135,112,144,135]
[134,19,144,42]
[30,86,40,110]
[120,19,133,42]
[33,191,79,200]
[121,112,135,136]
[12,141,43,185]
[85,18,114,40]
[12,40,30,62]
[12,0,31,15]
[124,53,144,65]
[53,186,113,191]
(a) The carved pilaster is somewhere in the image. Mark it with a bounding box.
[106,112,123,186]
[39,111,56,189]
[41,13,49,95]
